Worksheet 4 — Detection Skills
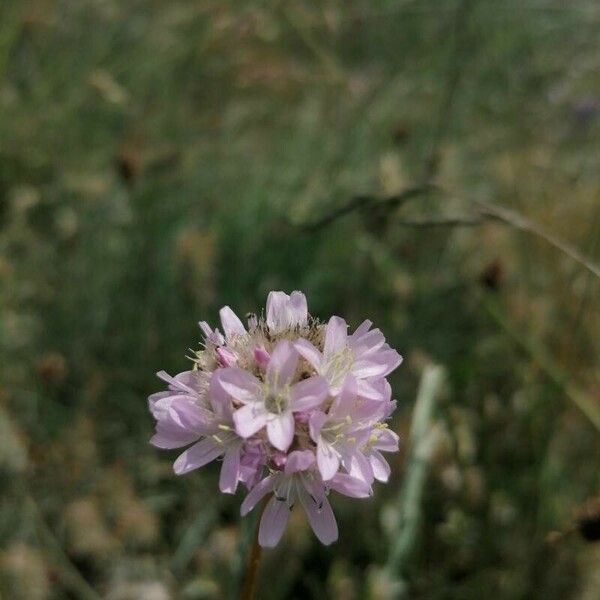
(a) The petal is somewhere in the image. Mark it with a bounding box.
[266,340,298,387]
[199,321,224,346]
[341,450,374,485]
[148,391,171,419]
[241,474,276,516]
[150,399,211,449]
[369,450,391,482]
[219,306,246,339]
[329,473,372,497]
[265,291,307,332]
[374,428,400,452]
[267,412,295,452]
[266,291,288,332]
[258,496,291,547]
[216,347,237,367]
[350,328,385,356]
[288,291,308,327]
[233,404,268,438]
[357,379,387,400]
[308,411,327,442]
[219,444,242,494]
[354,349,402,379]
[150,425,199,449]
[173,438,224,475]
[214,368,261,404]
[352,359,391,379]
[168,399,211,431]
[290,376,328,411]
[324,316,348,357]
[253,346,270,368]
[294,338,322,371]
[329,376,358,417]
[298,487,338,545]
[317,440,340,481]
[284,450,315,474]
[350,319,373,339]
[156,370,196,395]
[208,376,232,419]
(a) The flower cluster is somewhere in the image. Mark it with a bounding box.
[149,291,402,547]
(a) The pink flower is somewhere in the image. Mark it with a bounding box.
[150,373,249,493]
[295,316,402,397]
[240,450,371,547]
[215,340,328,452]
[148,290,402,546]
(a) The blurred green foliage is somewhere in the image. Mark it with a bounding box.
[1,1,599,599]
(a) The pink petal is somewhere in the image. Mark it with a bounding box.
[284,450,315,474]
[341,451,374,485]
[199,321,224,346]
[150,424,199,449]
[240,474,276,516]
[374,428,400,452]
[352,359,391,379]
[265,291,307,333]
[219,306,246,339]
[294,338,322,371]
[324,316,348,357]
[173,438,224,475]
[350,328,385,356]
[265,291,288,332]
[298,488,338,545]
[357,379,387,400]
[148,391,171,419]
[317,440,340,481]
[253,346,270,368]
[308,411,327,442]
[290,376,328,411]
[156,370,197,395]
[219,445,242,494]
[329,473,372,497]
[258,496,290,547]
[354,349,402,378]
[288,291,308,326]
[369,450,391,482]
[266,340,298,387]
[266,412,295,452]
[350,319,373,339]
[168,400,210,431]
[216,347,237,367]
[330,376,358,416]
[233,404,268,438]
[214,368,260,404]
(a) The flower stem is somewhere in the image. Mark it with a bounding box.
[240,508,263,600]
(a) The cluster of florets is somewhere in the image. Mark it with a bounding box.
[149,291,402,547]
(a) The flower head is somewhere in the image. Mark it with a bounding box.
[148,291,402,546]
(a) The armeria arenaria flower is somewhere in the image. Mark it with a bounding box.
[149,291,402,547]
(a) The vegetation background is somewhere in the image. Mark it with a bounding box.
[1,1,599,598]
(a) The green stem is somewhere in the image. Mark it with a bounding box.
[239,504,265,600]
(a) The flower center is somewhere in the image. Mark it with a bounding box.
[322,346,354,388]
[264,391,289,415]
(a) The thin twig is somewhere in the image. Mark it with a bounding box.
[301,184,435,232]
[476,200,600,280]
